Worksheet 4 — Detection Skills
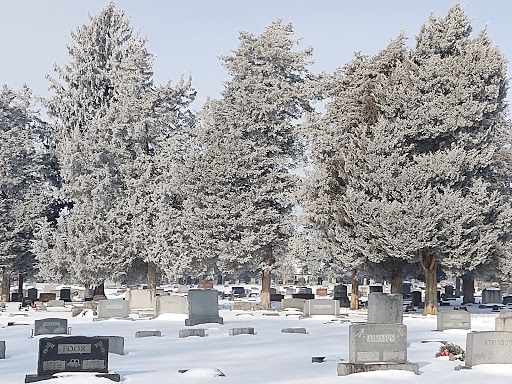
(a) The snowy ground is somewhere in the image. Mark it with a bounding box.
[1,289,511,384]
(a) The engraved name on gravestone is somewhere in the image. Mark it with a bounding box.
[34,318,68,336]
[303,299,339,317]
[349,323,408,364]
[368,293,403,324]
[185,289,223,326]
[155,295,188,315]
[436,310,471,331]
[97,300,130,319]
[465,331,512,367]
[37,336,109,375]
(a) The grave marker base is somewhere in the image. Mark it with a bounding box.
[25,372,121,383]
[337,362,419,376]
[185,317,223,326]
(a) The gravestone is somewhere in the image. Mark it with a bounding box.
[135,330,161,338]
[232,286,245,297]
[179,329,205,338]
[97,300,130,319]
[155,295,188,315]
[411,291,422,307]
[46,300,65,308]
[198,282,214,290]
[285,287,295,296]
[402,282,412,300]
[34,318,69,336]
[125,290,154,310]
[231,302,251,311]
[0,341,5,359]
[292,293,314,300]
[94,336,124,355]
[22,297,34,307]
[502,296,512,305]
[177,285,189,294]
[59,289,71,302]
[297,287,312,294]
[269,288,276,295]
[39,293,56,303]
[185,289,223,326]
[349,323,407,363]
[334,284,350,308]
[281,298,305,311]
[369,285,383,294]
[229,327,254,336]
[28,288,38,300]
[316,288,328,296]
[495,312,512,331]
[270,294,284,302]
[367,293,403,324]
[303,299,339,317]
[281,328,307,334]
[24,336,119,383]
[436,310,471,331]
[444,285,455,300]
[482,288,502,304]
[465,331,512,367]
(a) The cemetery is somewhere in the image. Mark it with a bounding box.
[0,282,509,383]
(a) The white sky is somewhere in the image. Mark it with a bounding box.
[1,0,511,111]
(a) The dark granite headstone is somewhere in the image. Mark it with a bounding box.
[0,341,5,359]
[270,294,284,302]
[444,285,455,300]
[11,293,20,302]
[24,335,119,382]
[292,293,315,300]
[334,284,350,308]
[411,291,422,307]
[28,288,38,299]
[369,285,383,294]
[60,289,71,302]
[39,293,57,303]
[22,297,34,307]
[402,282,412,300]
[503,296,512,305]
[34,318,68,336]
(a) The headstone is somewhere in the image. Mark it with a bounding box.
[292,293,314,300]
[232,287,245,297]
[285,287,295,296]
[155,295,188,315]
[297,287,312,294]
[185,289,223,326]
[197,282,214,290]
[436,310,471,331]
[125,290,154,310]
[367,293,403,324]
[28,288,38,300]
[177,285,190,294]
[0,341,5,359]
[281,328,307,334]
[402,282,412,300]
[270,294,284,302]
[179,329,205,338]
[349,323,408,364]
[231,302,251,311]
[84,289,95,301]
[334,284,350,308]
[411,291,422,307]
[297,277,306,285]
[94,336,124,355]
[34,318,68,336]
[250,278,256,285]
[24,336,119,383]
[135,330,161,338]
[502,296,512,305]
[59,289,71,302]
[10,293,20,302]
[482,288,502,304]
[269,288,276,295]
[303,299,339,317]
[229,327,254,336]
[97,300,130,319]
[465,331,512,367]
[369,285,383,294]
[316,288,328,296]
[444,285,455,300]
[46,300,65,307]
[281,298,305,311]
[495,313,512,331]
[22,297,34,307]
[92,294,107,302]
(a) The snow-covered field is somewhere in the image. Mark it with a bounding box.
[1,289,511,384]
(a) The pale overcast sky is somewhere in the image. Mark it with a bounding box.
[1,1,511,111]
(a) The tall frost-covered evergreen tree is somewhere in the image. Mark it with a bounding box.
[343,4,510,315]
[184,20,312,307]
[0,85,57,301]
[39,2,195,291]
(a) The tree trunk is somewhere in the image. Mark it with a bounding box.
[147,260,157,297]
[17,273,24,302]
[455,276,461,298]
[260,245,274,309]
[350,267,359,310]
[419,249,438,315]
[462,274,474,304]
[390,260,403,294]
[1,267,10,302]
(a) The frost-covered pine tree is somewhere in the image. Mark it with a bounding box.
[343,4,510,315]
[183,20,312,307]
[0,85,56,300]
[39,2,195,292]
